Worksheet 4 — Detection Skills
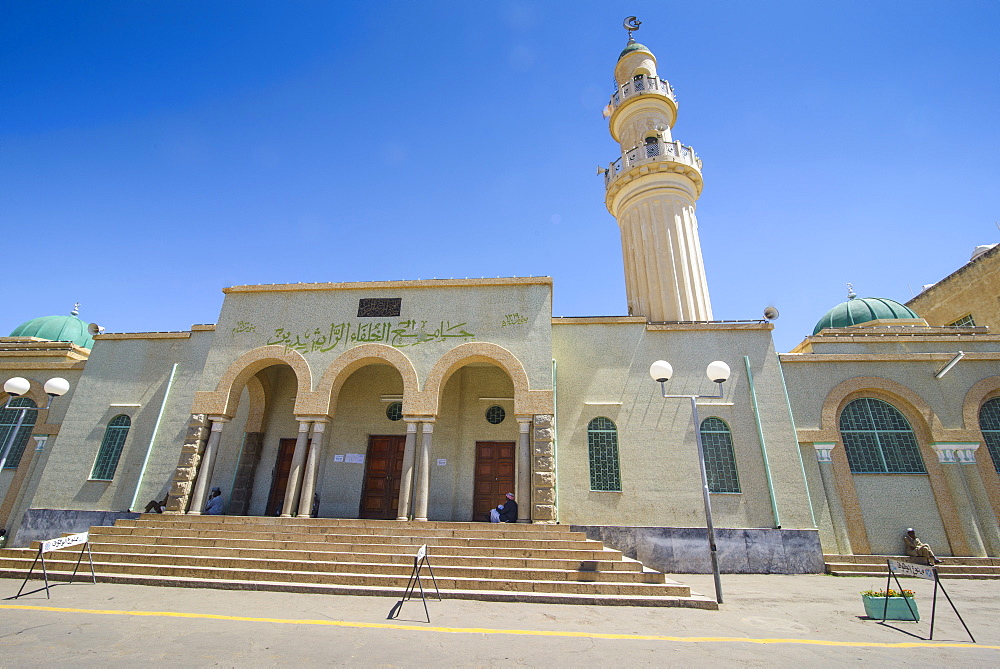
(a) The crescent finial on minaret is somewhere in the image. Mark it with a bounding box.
[623,16,641,43]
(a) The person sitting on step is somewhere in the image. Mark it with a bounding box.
[205,487,224,515]
[144,494,168,514]
[487,492,518,523]
[904,527,942,565]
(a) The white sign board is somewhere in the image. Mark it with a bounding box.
[436,458,447,466]
[888,557,936,580]
[416,544,427,560]
[345,453,365,464]
[41,532,88,553]
[333,454,345,462]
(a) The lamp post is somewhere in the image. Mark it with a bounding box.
[0,376,70,471]
[649,359,731,604]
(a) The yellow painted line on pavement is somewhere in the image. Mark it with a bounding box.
[0,604,992,650]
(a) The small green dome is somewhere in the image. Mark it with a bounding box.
[619,41,652,59]
[813,297,921,335]
[10,308,94,349]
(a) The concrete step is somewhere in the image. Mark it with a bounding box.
[84,533,624,560]
[0,567,717,609]
[0,516,715,607]
[0,556,682,596]
[824,554,1000,579]
[135,515,575,533]
[82,540,642,572]
[0,550,664,584]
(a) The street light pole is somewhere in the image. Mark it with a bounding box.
[650,359,730,605]
[0,376,71,470]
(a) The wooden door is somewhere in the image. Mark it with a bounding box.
[359,435,407,519]
[266,438,299,516]
[473,441,516,520]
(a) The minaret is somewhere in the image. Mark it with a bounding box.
[602,18,712,322]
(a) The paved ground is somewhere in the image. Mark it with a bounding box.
[0,572,997,666]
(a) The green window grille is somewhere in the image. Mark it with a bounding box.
[588,417,622,492]
[385,402,403,421]
[947,314,976,327]
[978,397,1000,475]
[699,417,741,493]
[0,397,38,469]
[839,398,926,474]
[91,415,132,480]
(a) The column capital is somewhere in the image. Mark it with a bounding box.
[931,442,980,464]
[296,421,312,432]
[405,421,419,433]
[207,415,231,424]
[311,422,327,434]
[421,421,435,434]
[813,442,837,463]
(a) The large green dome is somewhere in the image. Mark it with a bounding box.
[10,308,94,349]
[813,297,921,335]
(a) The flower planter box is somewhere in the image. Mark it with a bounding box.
[862,594,920,621]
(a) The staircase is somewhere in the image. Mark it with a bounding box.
[0,515,716,608]
[825,554,1000,579]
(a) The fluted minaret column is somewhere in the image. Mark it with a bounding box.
[602,22,713,322]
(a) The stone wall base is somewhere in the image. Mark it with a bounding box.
[570,525,825,574]
[13,509,141,548]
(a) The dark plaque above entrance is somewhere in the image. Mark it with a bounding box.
[358,298,402,318]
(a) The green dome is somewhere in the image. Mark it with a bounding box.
[10,308,94,349]
[813,297,921,335]
[619,41,652,59]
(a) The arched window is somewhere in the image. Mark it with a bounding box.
[0,397,38,469]
[91,415,132,480]
[699,417,741,493]
[588,417,622,492]
[978,397,1000,475]
[839,398,926,474]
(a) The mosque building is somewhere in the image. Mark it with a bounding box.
[2,21,998,576]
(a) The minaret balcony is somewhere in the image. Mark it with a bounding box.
[607,74,675,116]
[603,140,703,190]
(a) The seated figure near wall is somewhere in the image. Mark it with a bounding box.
[904,528,942,565]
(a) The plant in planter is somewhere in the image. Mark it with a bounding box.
[861,588,919,621]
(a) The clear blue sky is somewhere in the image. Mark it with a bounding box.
[3,1,998,353]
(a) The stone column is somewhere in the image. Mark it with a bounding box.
[932,443,987,557]
[297,420,327,518]
[532,414,556,523]
[516,416,532,523]
[814,442,852,555]
[954,444,1000,555]
[413,420,434,522]
[396,419,420,520]
[188,416,229,515]
[280,420,313,518]
[166,414,209,514]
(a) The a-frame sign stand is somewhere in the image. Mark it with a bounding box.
[883,558,974,643]
[14,532,96,600]
[387,544,442,623]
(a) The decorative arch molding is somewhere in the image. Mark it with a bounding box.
[244,373,270,433]
[816,376,944,444]
[308,344,420,418]
[812,375,970,557]
[421,342,535,416]
[962,376,1000,432]
[191,346,313,418]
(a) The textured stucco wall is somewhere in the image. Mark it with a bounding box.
[204,280,553,401]
[553,322,813,530]
[906,245,1000,330]
[854,475,948,555]
[28,331,213,513]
